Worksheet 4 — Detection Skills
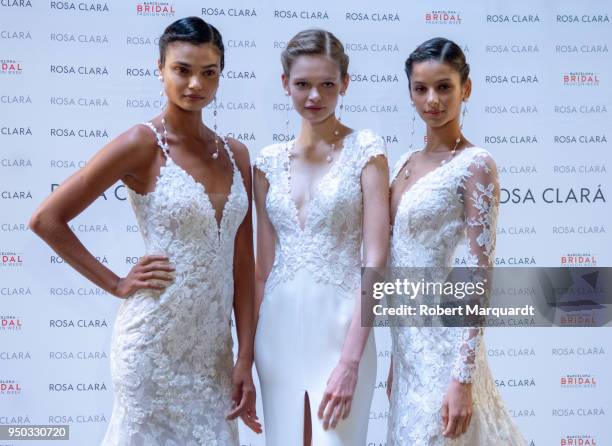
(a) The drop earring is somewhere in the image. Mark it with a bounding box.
[337,92,344,125]
[158,75,165,109]
[327,92,345,163]
[404,102,416,178]
[408,102,416,150]
[285,90,292,141]
[460,100,468,130]
[445,100,465,161]
[211,96,220,160]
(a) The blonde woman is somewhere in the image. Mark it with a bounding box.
[253,29,389,445]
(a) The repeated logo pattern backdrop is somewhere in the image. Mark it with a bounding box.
[1,1,611,445]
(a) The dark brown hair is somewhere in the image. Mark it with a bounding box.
[405,37,469,87]
[159,16,225,70]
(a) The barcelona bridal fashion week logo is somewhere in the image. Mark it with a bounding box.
[561,253,597,267]
[560,434,598,445]
[0,315,22,330]
[136,1,174,16]
[0,59,22,75]
[0,251,23,267]
[560,374,597,388]
[563,72,600,86]
[0,379,21,395]
[425,10,461,24]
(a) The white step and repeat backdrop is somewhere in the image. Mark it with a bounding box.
[1,1,611,445]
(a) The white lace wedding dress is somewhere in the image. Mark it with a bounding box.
[388,147,527,445]
[101,122,248,446]
[254,129,385,445]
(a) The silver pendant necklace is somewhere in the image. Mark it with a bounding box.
[161,117,221,160]
[289,123,342,163]
[326,127,341,163]
[404,136,461,178]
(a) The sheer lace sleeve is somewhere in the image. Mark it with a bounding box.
[452,152,499,383]
[462,153,499,268]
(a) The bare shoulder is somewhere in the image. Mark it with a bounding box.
[101,124,161,170]
[225,136,251,173]
[120,124,159,157]
[362,154,390,182]
[73,124,162,183]
[366,154,389,168]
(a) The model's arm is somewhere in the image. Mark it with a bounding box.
[386,355,393,401]
[29,125,174,298]
[252,163,277,322]
[442,153,499,439]
[228,140,256,366]
[318,153,390,430]
[224,139,262,434]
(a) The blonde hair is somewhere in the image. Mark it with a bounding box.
[281,29,349,77]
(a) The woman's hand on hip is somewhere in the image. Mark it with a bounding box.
[114,254,174,298]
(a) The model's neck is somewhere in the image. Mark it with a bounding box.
[424,119,463,152]
[161,103,205,138]
[296,114,341,147]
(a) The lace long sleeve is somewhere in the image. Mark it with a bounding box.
[452,153,500,383]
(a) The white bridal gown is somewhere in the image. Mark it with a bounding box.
[388,146,527,445]
[102,122,248,446]
[254,129,386,445]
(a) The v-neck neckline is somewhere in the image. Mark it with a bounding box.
[168,156,237,234]
[136,122,239,239]
[285,131,357,232]
[390,146,475,227]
